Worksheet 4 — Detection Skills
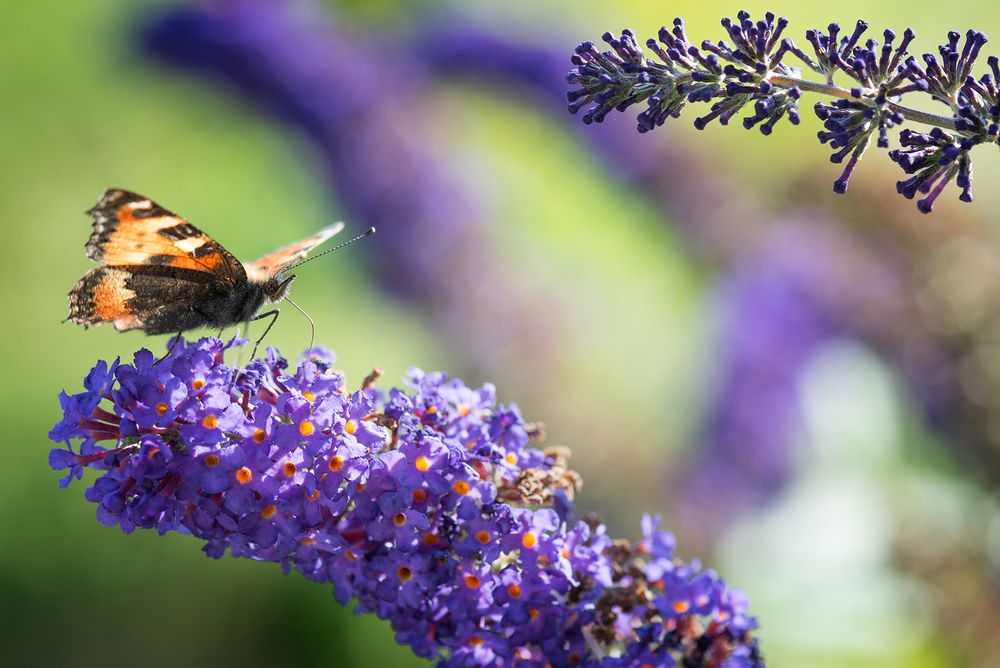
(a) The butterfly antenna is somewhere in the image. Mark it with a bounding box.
[285,226,376,271]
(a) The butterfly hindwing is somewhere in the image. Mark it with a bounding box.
[68,267,145,331]
[86,189,246,286]
[68,264,238,334]
[245,222,344,280]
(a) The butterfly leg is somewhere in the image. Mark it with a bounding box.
[249,309,280,361]
[153,332,184,367]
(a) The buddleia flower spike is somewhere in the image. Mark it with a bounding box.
[568,11,1000,213]
[50,336,765,667]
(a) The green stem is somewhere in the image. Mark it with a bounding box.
[767,73,958,131]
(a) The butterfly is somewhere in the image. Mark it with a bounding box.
[67,189,356,355]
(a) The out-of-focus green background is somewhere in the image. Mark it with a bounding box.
[3,1,1000,666]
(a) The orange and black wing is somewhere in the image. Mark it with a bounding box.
[67,265,233,334]
[244,223,344,281]
[68,189,247,333]
[84,189,246,284]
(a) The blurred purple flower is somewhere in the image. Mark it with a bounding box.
[410,19,763,257]
[140,0,468,297]
[138,0,568,378]
[674,222,843,534]
[412,19,823,519]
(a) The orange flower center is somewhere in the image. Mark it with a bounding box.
[328,455,344,472]
[475,531,491,544]
[397,566,413,581]
[344,419,358,435]
[253,428,266,444]
[299,420,315,436]
[521,532,537,549]
[412,489,427,503]
[202,414,218,429]
[394,513,407,527]
[235,467,252,483]
[507,584,522,598]
[283,462,297,477]
[155,402,168,416]
[464,575,481,589]
[204,454,220,468]
[261,504,277,519]
[415,456,430,472]
[452,480,470,495]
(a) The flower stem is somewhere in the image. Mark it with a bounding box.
[767,73,958,131]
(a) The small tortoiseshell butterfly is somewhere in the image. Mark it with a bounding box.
[67,189,366,352]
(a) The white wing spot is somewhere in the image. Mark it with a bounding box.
[175,237,205,253]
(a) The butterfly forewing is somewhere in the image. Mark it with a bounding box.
[245,222,344,280]
[86,189,246,286]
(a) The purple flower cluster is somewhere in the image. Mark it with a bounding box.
[568,14,802,135]
[50,336,763,667]
[889,128,976,211]
[567,10,1000,213]
[807,23,915,192]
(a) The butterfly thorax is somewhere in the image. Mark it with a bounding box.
[212,274,294,328]
[203,281,270,330]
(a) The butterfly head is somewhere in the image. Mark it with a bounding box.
[264,273,296,302]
